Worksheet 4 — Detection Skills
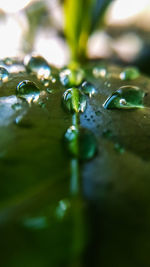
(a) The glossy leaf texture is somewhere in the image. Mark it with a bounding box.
[1,58,150,266]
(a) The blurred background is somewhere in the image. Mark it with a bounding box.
[0,0,150,71]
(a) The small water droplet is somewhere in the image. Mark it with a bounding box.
[41,78,49,87]
[15,114,32,128]
[11,102,23,111]
[55,199,71,220]
[120,67,140,80]
[25,55,51,79]
[62,88,87,113]
[81,81,96,97]
[64,126,97,160]
[16,80,40,104]
[59,68,84,87]
[47,88,53,94]
[49,76,56,83]
[0,67,9,83]
[93,66,107,78]
[114,143,125,154]
[103,85,145,109]
[39,101,46,108]
[3,57,13,65]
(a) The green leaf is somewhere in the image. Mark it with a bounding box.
[1,58,150,266]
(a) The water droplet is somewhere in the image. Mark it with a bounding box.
[93,66,107,78]
[103,85,145,109]
[120,67,140,80]
[39,101,46,108]
[49,76,56,83]
[81,81,96,97]
[25,55,51,79]
[114,143,125,154]
[16,80,40,104]
[0,67,9,83]
[41,78,49,87]
[3,57,13,65]
[47,88,53,94]
[64,126,97,160]
[59,68,84,87]
[11,102,23,111]
[15,114,32,128]
[62,88,87,113]
[55,199,71,220]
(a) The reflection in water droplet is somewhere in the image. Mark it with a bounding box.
[16,80,40,104]
[81,81,96,97]
[64,126,97,160]
[103,85,145,109]
[62,88,87,113]
[59,68,84,87]
[55,199,71,220]
[120,67,140,80]
[25,55,51,79]
[23,216,48,230]
[0,67,9,83]
[114,143,125,154]
[93,66,107,78]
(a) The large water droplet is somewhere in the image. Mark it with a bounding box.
[103,85,145,109]
[81,81,96,97]
[59,68,84,87]
[25,55,51,79]
[120,67,140,80]
[64,126,97,160]
[16,80,40,104]
[62,88,87,113]
[0,67,9,83]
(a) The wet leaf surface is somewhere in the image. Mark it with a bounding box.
[1,61,150,266]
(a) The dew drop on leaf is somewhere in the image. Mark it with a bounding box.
[25,55,51,79]
[103,85,145,109]
[120,67,140,80]
[62,88,87,113]
[59,68,84,87]
[0,67,9,83]
[114,143,125,154]
[16,80,40,104]
[55,199,71,220]
[64,126,97,160]
[81,81,96,97]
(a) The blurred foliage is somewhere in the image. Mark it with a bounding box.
[24,1,50,53]
[64,0,112,61]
